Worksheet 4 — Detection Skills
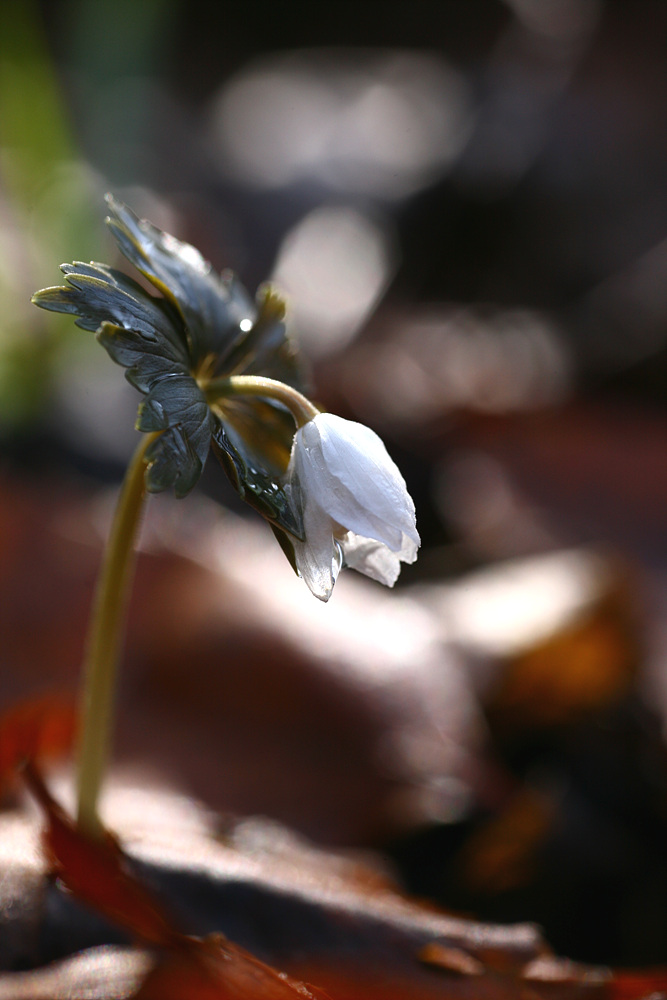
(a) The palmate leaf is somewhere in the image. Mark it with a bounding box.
[101,197,305,395]
[32,197,307,533]
[104,194,254,366]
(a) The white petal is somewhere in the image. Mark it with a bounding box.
[342,533,402,586]
[292,496,342,601]
[299,414,419,552]
[395,529,420,565]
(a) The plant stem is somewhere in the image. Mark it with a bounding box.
[204,375,319,427]
[76,432,158,838]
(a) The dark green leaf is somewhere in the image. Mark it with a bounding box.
[270,523,300,576]
[144,425,203,499]
[104,194,255,366]
[97,322,189,394]
[32,263,184,351]
[216,285,305,392]
[129,365,213,498]
[217,396,296,476]
[212,421,304,540]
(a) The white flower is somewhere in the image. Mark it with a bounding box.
[287,413,420,601]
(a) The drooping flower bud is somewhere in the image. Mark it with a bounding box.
[287,413,420,600]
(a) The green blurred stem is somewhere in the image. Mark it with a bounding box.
[205,375,319,428]
[76,431,159,838]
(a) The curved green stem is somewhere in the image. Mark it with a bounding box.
[76,432,159,838]
[204,375,319,428]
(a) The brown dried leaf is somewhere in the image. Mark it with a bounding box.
[135,935,330,1000]
[0,694,76,799]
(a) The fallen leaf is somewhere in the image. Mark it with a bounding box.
[21,767,331,998]
[0,694,76,799]
[23,763,181,950]
[135,935,330,1000]
[3,782,667,999]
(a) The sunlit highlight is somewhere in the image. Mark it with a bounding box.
[210,50,473,199]
[272,206,395,356]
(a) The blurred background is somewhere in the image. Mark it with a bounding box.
[0,0,666,972]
